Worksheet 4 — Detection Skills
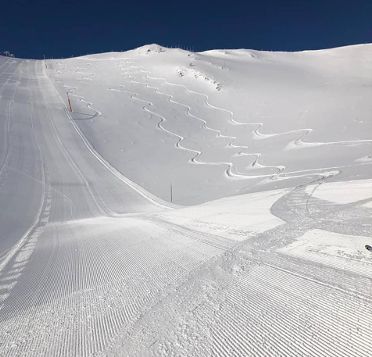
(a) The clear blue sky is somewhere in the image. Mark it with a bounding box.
[2,0,372,58]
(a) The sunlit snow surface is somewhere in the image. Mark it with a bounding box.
[0,44,371,356]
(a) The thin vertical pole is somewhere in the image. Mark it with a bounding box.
[170,184,173,203]
[66,92,72,112]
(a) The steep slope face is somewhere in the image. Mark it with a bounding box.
[48,44,372,204]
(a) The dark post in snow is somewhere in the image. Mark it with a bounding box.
[66,92,72,112]
[170,183,173,203]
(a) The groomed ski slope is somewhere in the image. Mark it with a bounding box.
[0,44,371,356]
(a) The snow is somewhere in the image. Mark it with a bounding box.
[48,43,372,204]
[0,44,372,356]
[306,179,372,204]
[156,189,286,240]
[279,229,372,278]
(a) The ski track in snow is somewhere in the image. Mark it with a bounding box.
[68,92,103,118]
[113,85,277,180]
[55,58,372,186]
[142,69,372,149]
[116,63,285,180]
[115,61,370,183]
[50,79,175,211]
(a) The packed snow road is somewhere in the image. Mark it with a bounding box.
[0,47,371,356]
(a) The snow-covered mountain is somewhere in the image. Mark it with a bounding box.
[50,43,372,204]
[0,44,371,356]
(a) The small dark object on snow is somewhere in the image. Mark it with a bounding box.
[365,245,372,251]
